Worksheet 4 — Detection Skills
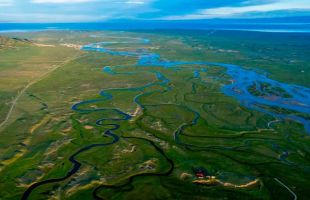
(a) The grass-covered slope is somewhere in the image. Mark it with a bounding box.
[0,31,309,200]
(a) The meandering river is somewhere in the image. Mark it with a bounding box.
[83,37,310,133]
[22,36,310,199]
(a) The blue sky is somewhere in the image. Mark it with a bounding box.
[0,0,309,22]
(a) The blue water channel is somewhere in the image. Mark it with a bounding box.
[82,38,310,133]
[22,35,310,199]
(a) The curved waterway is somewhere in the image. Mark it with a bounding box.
[84,37,309,132]
[22,36,310,199]
[22,91,128,199]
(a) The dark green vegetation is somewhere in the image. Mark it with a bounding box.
[247,82,293,98]
[143,30,310,87]
[0,31,309,200]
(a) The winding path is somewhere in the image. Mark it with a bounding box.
[0,53,83,130]
[274,178,297,200]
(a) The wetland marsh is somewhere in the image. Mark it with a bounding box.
[0,30,309,200]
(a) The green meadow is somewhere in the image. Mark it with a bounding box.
[0,30,309,200]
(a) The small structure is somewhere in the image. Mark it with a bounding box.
[192,167,209,179]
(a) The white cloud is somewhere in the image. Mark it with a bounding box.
[124,1,145,4]
[161,0,310,20]
[0,0,12,6]
[114,0,149,5]
[0,0,154,22]
[0,0,152,22]
[0,13,108,22]
[31,0,148,4]
[32,0,98,3]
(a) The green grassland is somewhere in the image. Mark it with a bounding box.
[0,35,80,124]
[137,30,310,87]
[0,30,309,200]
